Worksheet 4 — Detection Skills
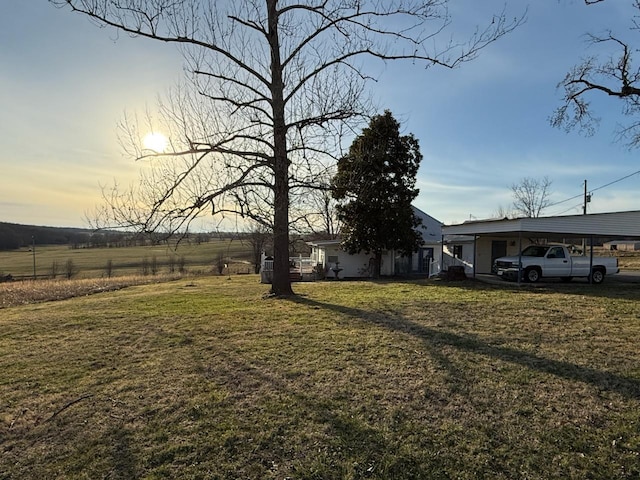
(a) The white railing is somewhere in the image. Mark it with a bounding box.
[260,254,318,284]
[429,258,441,277]
[261,256,314,273]
[291,257,315,274]
[442,255,473,273]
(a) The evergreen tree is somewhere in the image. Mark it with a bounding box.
[332,111,423,277]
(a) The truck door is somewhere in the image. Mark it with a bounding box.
[544,246,571,276]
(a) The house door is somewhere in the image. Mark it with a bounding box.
[491,241,507,270]
[418,247,434,273]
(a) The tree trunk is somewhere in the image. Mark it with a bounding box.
[373,251,382,279]
[268,0,293,296]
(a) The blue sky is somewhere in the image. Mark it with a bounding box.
[1,0,639,229]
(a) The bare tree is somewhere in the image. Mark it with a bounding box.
[65,259,78,279]
[150,255,159,276]
[215,251,226,275]
[55,0,522,296]
[50,261,59,279]
[492,205,516,220]
[105,258,114,278]
[243,221,272,274]
[552,2,640,146]
[291,169,341,238]
[510,176,553,218]
[141,257,150,276]
[311,186,341,239]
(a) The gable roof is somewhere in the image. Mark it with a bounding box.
[412,205,443,243]
[307,205,443,248]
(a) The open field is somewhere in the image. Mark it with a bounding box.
[612,250,640,270]
[1,276,639,479]
[0,239,254,280]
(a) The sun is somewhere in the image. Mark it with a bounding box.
[142,132,168,153]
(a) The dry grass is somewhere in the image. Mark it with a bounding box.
[1,276,639,479]
[613,250,640,270]
[587,247,640,270]
[0,274,183,308]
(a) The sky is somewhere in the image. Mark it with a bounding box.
[1,0,639,230]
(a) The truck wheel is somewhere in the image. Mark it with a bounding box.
[590,268,605,284]
[524,267,541,283]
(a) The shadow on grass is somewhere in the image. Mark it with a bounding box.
[203,343,420,478]
[429,275,640,301]
[289,295,640,400]
[109,425,139,479]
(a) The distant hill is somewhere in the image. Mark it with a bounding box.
[0,222,93,250]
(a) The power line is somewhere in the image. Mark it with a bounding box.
[590,169,640,193]
[554,202,583,216]
[547,168,640,213]
[546,192,583,209]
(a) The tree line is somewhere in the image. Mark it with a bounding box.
[0,222,232,251]
[0,223,91,250]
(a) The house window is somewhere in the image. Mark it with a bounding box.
[453,245,463,259]
[327,255,339,265]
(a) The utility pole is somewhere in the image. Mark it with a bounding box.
[582,180,592,256]
[583,179,591,215]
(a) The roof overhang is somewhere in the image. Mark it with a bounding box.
[442,210,640,238]
[307,239,342,248]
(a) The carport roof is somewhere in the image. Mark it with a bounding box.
[442,210,640,238]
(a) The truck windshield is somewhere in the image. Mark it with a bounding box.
[521,245,549,257]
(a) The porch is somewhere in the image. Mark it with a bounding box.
[260,254,319,284]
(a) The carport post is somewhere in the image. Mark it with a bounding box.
[472,235,477,279]
[589,235,594,284]
[517,231,522,286]
[440,234,445,275]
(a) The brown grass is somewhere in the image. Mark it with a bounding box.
[1,276,639,479]
[0,274,183,308]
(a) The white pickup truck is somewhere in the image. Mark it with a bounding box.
[493,244,619,284]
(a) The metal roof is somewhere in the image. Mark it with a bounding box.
[307,239,341,247]
[442,210,640,238]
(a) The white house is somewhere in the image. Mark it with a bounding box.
[603,240,640,251]
[307,206,443,279]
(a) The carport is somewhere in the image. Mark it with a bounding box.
[441,210,640,283]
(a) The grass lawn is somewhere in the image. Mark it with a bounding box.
[1,276,639,479]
